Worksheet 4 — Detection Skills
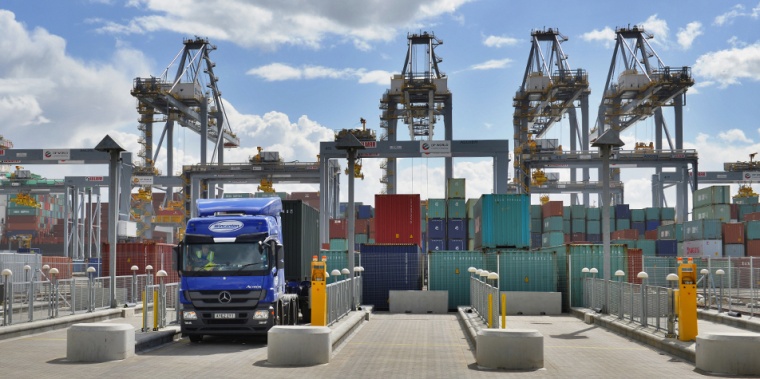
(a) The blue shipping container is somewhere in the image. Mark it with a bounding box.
[531,232,542,248]
[615,204,630,219]
[631,221,646,235]
[645,220,660,232]
[428,218,446,239]
[447,218,467,240]
[655,240,678,256]
[361,244,422,310]
[447,239,465,251]
[357,205,373,219]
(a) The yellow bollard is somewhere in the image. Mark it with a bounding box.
[488,293,493,328]
[677,258,698,341]
[142,290,147,332]
[153,288,159,331]
[310,256,328,326]
[501,293,506,329]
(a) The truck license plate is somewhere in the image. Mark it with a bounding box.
[214,313,235,319]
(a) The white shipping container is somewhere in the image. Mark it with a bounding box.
[117,220,137,238]
[682,239,723,258]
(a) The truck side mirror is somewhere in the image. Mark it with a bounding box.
[173,243,183,272]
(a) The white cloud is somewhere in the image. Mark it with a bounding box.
[713,3,760,25]
[676,21,702,50]
[580,26,615,48]
[246,63,393,85]
[693,42,760,87]
[470,58,511,70]
[641,14,669,47]
[719,129,753,144]
[727,36,748,48]
[483,35,519,48]
[97,0,474,50]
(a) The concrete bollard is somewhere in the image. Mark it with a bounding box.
[267,326,331,366]
[476,329,543,370]
[67,323,135,362]
[696,332,760,376]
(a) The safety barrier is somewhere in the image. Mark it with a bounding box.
[469,275,502,328]
[326,276,362,326]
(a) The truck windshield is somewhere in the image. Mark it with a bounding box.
[183,242,269,273]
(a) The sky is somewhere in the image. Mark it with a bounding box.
[1,0,760,212]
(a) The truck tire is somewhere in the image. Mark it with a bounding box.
[189,334,203,343]
[289,298,299,325]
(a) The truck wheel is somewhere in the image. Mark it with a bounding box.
[189,335,203,343]
[289,298,299,325]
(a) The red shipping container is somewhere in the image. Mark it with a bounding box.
[612,229,639,241]
[747,240,760,257]
[745,212,760,222]
[368,218,375,239]
[329,219,347,239]
[730,204,739,221]
[42,256,73,279]
[374,194,421,246]
[7,222,40,230]
[541,201,564,218]
[627,248,643,284]
[644,230,658,240]
[722,222,745,244]
[102,242,180,283]
[354,218,370,235]
[7,215,40,224]
[571,232,586,242]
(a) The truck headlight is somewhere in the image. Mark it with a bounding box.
[253,310,269,319]
[183,311,198,320]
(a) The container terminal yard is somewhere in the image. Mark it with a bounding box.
[2,26,760,376]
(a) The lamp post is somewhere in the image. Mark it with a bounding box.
[2,269,12,326]
[581,267,590,307]
[590,267,598,311]
[24,264,33,321]
[335,131,366,312]
[49,268,60,319]
[615,270,625,319]
[156,269,167,329]
[131,265,139,304]
[354,266,363,306]
[592,129,625,314]
[87,266,96,312]
[716,269,725,313]
[700,269,709,309]
[637,271,649,326]
[666,273,679,338]
[94,135,126,309]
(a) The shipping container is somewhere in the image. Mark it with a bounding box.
[693,204,732,221]
[747,220,760,240]
[447,199,466,219]
[571,219,586,234]
[374,194,421,246]
[724,244,745,257]
[466,198,478,218]
[541,201,563,218]
[563,206,572,221]
[427,199,446,219]
[655,240,677,256]
[570,232,586,242]
[357,205,374,219]
[628,248,644,284]
[614,204,630,219]
[281,200,320,282]
[329,238,347,250]
[722,222,745,244]
[612,229,639,240]
[531,232,542,249]
[447,219,467,240]
[428,239,445,252]
[645,220,660,231]
[541,232,564,247]
[101,242,179,283]
[530,204,542,220]
[693,185,731,208]
[660,207,676,221]
[565,244,628,308]
[428,250,483,310]
[734,196,759,205]
[586,207,601,221]
[740,206,760,221]
[447,239,465,251]
[631,221,646,235]
[543,216,564,232]
[682,240,723,258]
[747,240,760,257]
[427,218,446,239]
[329,219,348,239]
[491,249,558,293]
[530,218,543,233]
[644,207,660,221]
[473,194,530,249]
[630,209,645,222]
[683,219,722,241]
[570,205,586,220]
[616,218,631,230]
[361,244,422,310]
[446,178,466,199]
[586,220,601,235]
[644,230,658,240]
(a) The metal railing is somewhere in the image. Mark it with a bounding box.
[1,271,178,328]
[469,276,501,328]
[325,276,362,326]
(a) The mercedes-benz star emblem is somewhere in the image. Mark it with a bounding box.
[218,291,232,303]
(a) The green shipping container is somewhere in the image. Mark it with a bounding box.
[466,198,478,218]
[447,199,466,219]
[543,216,563,232]
[734,196,759,205]
[586,220,601,235]
[329,238,347,251]
[660,207,676,221]
[542,231,564,247]
[616,219,631,230]
[320,250,361,282]
[428,250,483,311]
[223,192,254,198]
[497,250,558,292]
[571,205,586,220]
[563,206,572,221]
[746,221,760,240]
[530,204,542,220]
[635,239,656,256]
[567,244,628,307]
[446,178,466,199]
[530,218,543,233]
[692,204,731,222]
[571,219,586,233]
[693,185,731,208]
[427,199,446,219]
[586,207,601,221]
[631,209,645,222]
[8,208,38,216]
[644,207,660,221]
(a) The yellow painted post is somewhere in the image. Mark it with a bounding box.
[153,288,159,331]
[677,257,698,341]
[310,256,328,326]
[487,293,493,328]
[142,290,147,332]
[501,293,506,329]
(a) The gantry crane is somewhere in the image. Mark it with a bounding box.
[131,37,240,239]
[594,25,693,220]
[513,28,590,204]
[378,32,452,194]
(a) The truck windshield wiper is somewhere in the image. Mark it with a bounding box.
[236,262,266,272]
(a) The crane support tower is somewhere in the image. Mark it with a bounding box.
[594,26,694,220]
[378,32,453,194]
[513,28,591,204]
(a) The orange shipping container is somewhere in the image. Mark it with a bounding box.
[747,240,760,257]
[541,201,564,218]
[644,230,658,240]
[627,248,643,284]
[42,256,73,279]
[744,212,760,222]
[722,222,745,244]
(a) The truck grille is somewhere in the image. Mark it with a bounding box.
[187,289,266,310]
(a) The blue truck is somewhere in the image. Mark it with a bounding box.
[175,197,304,342]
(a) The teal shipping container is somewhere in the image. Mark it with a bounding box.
[542,231,565,247]
[428,250,483,311]
[616,218,630,230]
[543,216,563,232]
[474,194,530,249]
[692,204,731,222]
[683,219,722,241]
[320,250,361,280]
[497,250,558,292]
[466,198,478,218]
[746,221,760,240]
[636,239,656,256]
[427,199,446,219]
[693,185,731,208]
[739,204,758,220]
[734,196,759,205]
[660,207,676,221]
[609,218,617,232]
[586,207,601,221]
[567,244,628,307]
[563,220,571,234]
[530,204,542,220]
[530,218,543,233]
[586,220,601,235]
[254,192,288,200]
[447,199,467,219]
[657,223,676,240]
[355,234,369,245]
[571,205,586,220]
[446,178,466,199]
[329,238,347,250]
[563,206,572,221]
[631,209,645,222]
[571,219,586,234]
[644,207,660,221]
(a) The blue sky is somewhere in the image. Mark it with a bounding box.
[1,0,760,211]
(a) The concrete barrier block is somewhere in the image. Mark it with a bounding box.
[476,329,543,370]
[389,291,448,314]
[696,332,760,376]
[268,326,331,366]
[67,323,135,362]
[504,292,561,315]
